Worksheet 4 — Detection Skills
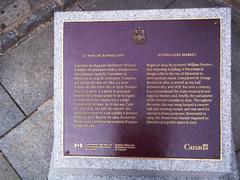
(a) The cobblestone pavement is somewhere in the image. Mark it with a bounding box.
[0,0,240,179]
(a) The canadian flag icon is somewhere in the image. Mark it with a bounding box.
[74,143,83,148]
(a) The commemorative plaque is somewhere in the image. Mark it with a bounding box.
[63,19,221,159]
[49,8,237,179]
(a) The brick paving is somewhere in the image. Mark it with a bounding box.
[0,0,240,179]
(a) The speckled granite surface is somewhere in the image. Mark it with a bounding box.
[49,8,238,179]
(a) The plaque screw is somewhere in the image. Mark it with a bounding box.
[214,22,218,25]
[65,150,70,155]
[214,153,219,158]
[66,24,70,28]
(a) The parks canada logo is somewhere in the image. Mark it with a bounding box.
[133,27,146,45]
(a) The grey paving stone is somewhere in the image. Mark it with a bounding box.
[15,2,61,39]
[232,24,240,151]
[0,0,61,53]
[237,151,240,178]
[0,152,20,180]
[0,0,15,9]
[78,0,174,10]
[168,0,220,8]
[68,4,83,11]
[0,0,31,33]
[232,7,240,28]
[0,98,53,180]
[216,0,240,28]
[28,0,45,6]
[0,24,54,115]
[0,30,19,54]
[0,85,25,137]
[61,0,78,8]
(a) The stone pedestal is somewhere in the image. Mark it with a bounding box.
[49,8,238,179]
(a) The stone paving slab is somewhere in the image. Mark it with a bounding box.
[0,0,31,33]
[168,0,221,8]
[0,98,53,180]
[0,0,15,9]
[237,151,240,178]
[0,0,61,54]
[68,4,83,11]
[0,152,20,180]
[0,24,54,115]
[231,3,240,28]
[0,84,25,137]
[77,0,174,10]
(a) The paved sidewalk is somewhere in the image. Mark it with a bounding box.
[0,0,240,179]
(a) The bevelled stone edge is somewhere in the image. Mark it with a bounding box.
[50,7,237,179]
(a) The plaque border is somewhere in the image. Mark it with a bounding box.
[62,18,222,160]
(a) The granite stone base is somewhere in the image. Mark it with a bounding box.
[49,8,238,179]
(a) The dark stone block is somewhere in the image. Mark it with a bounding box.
[78,0,174,10]
[0,31,19,54]
[168,0,220,8]
[16,2,61,37]
[0,1,61,54]
[28,0,41,5]
[62,0,78,8]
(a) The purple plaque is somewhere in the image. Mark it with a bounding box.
[63,19,221,159]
